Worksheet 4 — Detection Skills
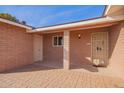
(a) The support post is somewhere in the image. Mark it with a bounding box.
[63,31,70,70]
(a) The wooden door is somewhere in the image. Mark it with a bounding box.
[92,32,108,67]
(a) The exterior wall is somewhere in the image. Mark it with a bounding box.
[43,28,109,67]
[33,34,43,62]
[0,22,33,72]
[106,5,124,16]
[70,28,109,66]
[43,32,63,63]
[109,21,124,78]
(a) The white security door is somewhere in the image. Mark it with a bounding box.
[92,32,108,66]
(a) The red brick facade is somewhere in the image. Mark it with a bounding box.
[0,20,124,80]
[43,32,63,64]
[109,21,124,78]
[0,22,33,72]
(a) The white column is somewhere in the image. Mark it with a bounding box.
[63,31,70,70]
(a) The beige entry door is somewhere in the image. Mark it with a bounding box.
[33,35,43,62]
[92,32,108,67]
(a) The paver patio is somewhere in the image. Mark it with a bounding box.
[0,62,124,88]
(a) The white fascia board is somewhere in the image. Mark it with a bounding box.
[0,18,32,30]
[30,17,108,33]
[107,15,124,21]
[104,5,111,16]
[29,15,124,33]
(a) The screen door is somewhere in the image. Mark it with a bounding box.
[92,32,108,66]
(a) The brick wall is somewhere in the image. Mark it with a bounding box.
[0,22,33,72]
[70,28,109,66]
[43,28,109,68]
[43,32,63,64]
[109,21,124,78]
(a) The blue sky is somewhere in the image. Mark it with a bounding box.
[0,5,105,27]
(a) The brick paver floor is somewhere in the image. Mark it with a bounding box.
[0,63,124,88]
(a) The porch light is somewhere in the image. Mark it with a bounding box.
[78,34,81,39]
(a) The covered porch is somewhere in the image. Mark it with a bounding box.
[39,27,109,70]
[28,15,124,79]
[31,19,118,70]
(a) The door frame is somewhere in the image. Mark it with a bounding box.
[91,32,109,67]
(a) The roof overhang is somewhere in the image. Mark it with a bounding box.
[103,5,111,16]
[28,15,124,34]
[104,5,124,16]
[0,18,32,30]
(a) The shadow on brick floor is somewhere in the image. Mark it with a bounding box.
[2,62,58,74]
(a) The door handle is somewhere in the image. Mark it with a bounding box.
[97,47,99,51]
[96,47,102,51]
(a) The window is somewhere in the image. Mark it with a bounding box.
[53,36,63,46]
[53,36,58,46]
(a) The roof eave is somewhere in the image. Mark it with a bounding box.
[103,5,112,16]
[28,15,124,33]
[0,18,33,30]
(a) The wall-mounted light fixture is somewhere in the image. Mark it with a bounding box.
[78,34,81,39]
